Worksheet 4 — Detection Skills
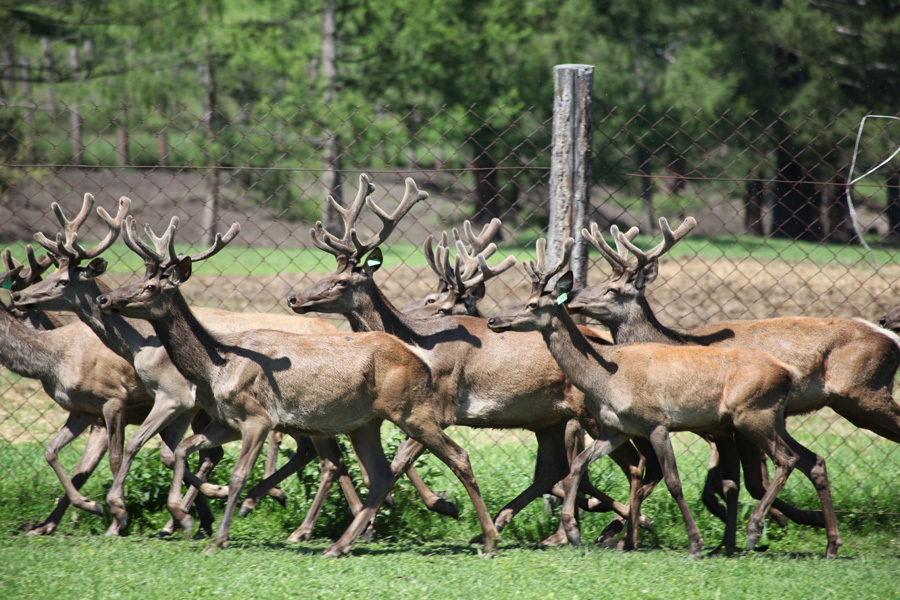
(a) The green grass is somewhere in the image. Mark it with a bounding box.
[1,534,899,600]
[2,420,899,599]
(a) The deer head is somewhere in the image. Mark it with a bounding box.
[566,217,695,326]
[486,237,575,333]
[288,174,428,315]
[12,193,130,311]
[401,218,516,319]
[95,215,239,319]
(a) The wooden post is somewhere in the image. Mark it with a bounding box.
[69,46,83,165]
[548,64,594,288]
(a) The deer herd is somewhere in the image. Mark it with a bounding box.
[3,174,900,560]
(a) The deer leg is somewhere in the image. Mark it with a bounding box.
[241,435,316,519]
[700,434,728,524]
[105,396,205,535]
[324,423,395,558]
[405,465,459,519]
[734,434,823,528]
[287,436,350,542]
[394,418,500,558]
[559,431,630,548]
[648,426,704,558]
[207,419,270,552]
[262,431,288,506]
[774,426,842,558]
[167,421,240,537]
[707,433,741,556]
[43,413,104,517]
[157,412,222,537]
[28,423,108,536]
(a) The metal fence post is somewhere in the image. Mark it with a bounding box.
[548,64,594,287]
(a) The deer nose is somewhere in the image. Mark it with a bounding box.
[880,316,888,327]
[96,294,110,308]
[10,292,20,304]
[486,317,497,329]
[287,293,297,307]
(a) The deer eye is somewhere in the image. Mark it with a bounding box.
[57,279,69,287]
[424,298,436,305]
[526,302,538,311]
[145,283,156,292]
[335,279,348,287]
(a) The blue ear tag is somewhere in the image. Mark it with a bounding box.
[1,278,12,290]
[556,292,568,305]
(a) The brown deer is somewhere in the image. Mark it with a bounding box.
[0,255,159,535]
[569,217,900,522]
[11,193,411,540]
[288,175,652,548]
[94,214,500,557]
[485,238,842,558]
[399,218,515,319]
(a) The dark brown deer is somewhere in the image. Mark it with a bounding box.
[485,238,842,558]
[95,214,500,557]
[569,217,900,524]
[288,175,652,548]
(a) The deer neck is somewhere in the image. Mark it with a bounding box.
[611,295,686,346]
[345,279,422,343]
[0,302,61,381]
[541,307,616,398]
[147,291,224,388]
[70,279,154,363]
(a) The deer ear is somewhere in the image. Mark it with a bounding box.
[86,257,108,278]
[362,248,383,273]
[467,281,486,302]
[171,256,193,284]
[634,260,659,290]
[555,271,574,304]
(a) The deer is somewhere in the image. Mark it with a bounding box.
[396,218,653,539]
[568,217,900,524]
[0,252,160,536]
[287,174,654,549]
[484,237,843,558]
[879,307,900,333]
[93,213,501,557]
[399,218,508,319]
[10,193,417,541]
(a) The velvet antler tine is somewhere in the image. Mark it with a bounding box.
[582,222,631,276]
[187,222,240,263]
[355,177,428,252]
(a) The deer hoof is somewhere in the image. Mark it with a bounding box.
[430,498,459,520]
[238,501,255,518]
[595,518,625,545]
[322,544,349,558]
[541,530,568,547]
[267,487,287,507]
[287,528,312,543]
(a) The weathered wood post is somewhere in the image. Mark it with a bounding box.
[547,64,594,288]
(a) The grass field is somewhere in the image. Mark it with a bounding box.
[1,419,899,599]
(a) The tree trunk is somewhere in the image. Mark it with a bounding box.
[200,0,220,246]
[470,125,502,226]
[320,0,342,232]
[638,146,654,233]
[771,148,821,241]
[69,47,82,166]
[825,172,853,243]
[888,172,900,239]
[745,172,765,235]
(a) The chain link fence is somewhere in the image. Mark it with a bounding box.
[2,100,900,521]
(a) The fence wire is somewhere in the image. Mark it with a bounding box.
[2,101,900,521]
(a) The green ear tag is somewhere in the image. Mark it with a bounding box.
[367,258,381,268]
[1,278,12,290]
[556,292,568,305]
